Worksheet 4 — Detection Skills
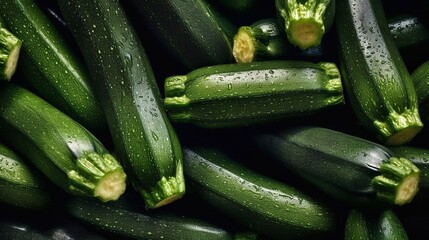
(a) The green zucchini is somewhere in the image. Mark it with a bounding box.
[253,125,420,206]
[66,197,255,240]
[58,0,185,208]
[210,0,257,13]
[345,209,409,240]
[232,18,290,63]
[183,146,339,240]
[164,60,343,128]
[0,221,51,240]
[0,17,21,81]
[0,83,127,202]
[0,0,105,132]
[0,142,52,210]
[388,14,429,49]
[275,0,335,50]
[390,145,429,188]
[124,0,233,70]
[411,60,429,125]
[336,0,423,146]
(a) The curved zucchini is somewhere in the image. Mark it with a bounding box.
[345,209,409,240]
[0,16,21,81]
[183,146,338,240]
[124,0,233,70]
[0,0,105,132]
[253,125,421,206]
[336,0,423,146]
[58,0,185,208]
[164,60,343,128]
[66,197,253,240]
[275,0,335,50]
[0,84,126,202]
[0,143,52,210]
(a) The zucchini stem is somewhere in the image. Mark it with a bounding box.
[140,174,186,209]
[68,152,127,202]
[372,157,420,205]
[0,28,22,81]
[280,0,331,50]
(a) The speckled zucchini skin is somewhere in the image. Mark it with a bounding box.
[58,0,185,208]
[164,60,343,128]
[0,0,105,132]
[336,0,423,146]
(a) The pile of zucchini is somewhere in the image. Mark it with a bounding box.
[0,0,429,239]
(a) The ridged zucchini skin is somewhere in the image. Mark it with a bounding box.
[124,0,233,70]
[0,143,52,210]
[336,0,423,146]
[58,0,185,208]
[0,0,105,132]
[66,197,249,240]
[253,126,421,207]
[164,60,343,128]
[411,60,429,125]
[345,209,409,240]
[183,146,338,240]
[0,83,127,202]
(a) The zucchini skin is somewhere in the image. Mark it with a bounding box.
[58,0,185,208]
[411,60,429,125]
[336,0,423,146]
[183,146,338,240]
[124,0,233,70]
[388,14,429,49]
[252,125,420,206]
[345,209,409,240]
[0,143,52,210]
[164,60,343,128]
[66,197,245,240]
[390,145,429,188]
[0,83,126,202]
[0,0,105,132]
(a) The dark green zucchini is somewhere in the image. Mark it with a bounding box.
[164,60,343,128]
[123,0,233,70]
[0,0,106,132]
[66,197,254,240]
[210,0,257,13]
[336,0,423,146]
[275,0,335,50]
[58,0,185,208]
[390,145,429,188]
[411,60,429,125]
[0,221,51,240]
[252,125,420,206]
[183,146,338,240]
[0,83,127,202]
[0,16,21,81]
[232,18,290,63]
[0,142,52,210]
[388,14,429,49]
[345,209,409,240]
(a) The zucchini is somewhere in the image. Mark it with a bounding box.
[232,18,290,63]
[336,0,423,146]
[66,197,254,240]
[123,0,233,70]
[252,125,421,206]
[209,0,257,13]
[0,221,51,240]
[0,142,52,210]
[183,146,339,240]
[275,0,335,50]
[58,0,185,208]
[0,0,105,132]
[164,60,343,128]
[345,209,409,240]
[411,60,429,125]
[390,145,429,199]
[0,83,127,202]
[0,17,21,81]
[388,14,429,49]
